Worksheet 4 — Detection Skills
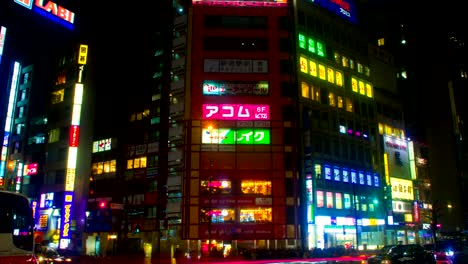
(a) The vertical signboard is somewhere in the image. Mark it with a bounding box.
[383,135,411,180]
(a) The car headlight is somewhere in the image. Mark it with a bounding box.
[38,256,44,262]
[381,260,391,264]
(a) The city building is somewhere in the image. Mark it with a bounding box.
[0,0,91,250]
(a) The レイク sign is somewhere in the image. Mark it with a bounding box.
[203,104,269,120]
[202,128,270,144]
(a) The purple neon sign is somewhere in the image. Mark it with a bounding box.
[203,104,269,120]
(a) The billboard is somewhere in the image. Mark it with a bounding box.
[202,81,269,96]
[14,0,75,29]
[390,177,414,201]
[202,128,270,144]
[306,0,357,25]
[383,135,411,180]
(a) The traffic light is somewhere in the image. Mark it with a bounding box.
[99,201,107,208]
[134,224,141,233]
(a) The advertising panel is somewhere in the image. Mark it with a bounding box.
[202,128,270,144]
[383,135,411,180]
[14,0,75,29]
[305,0,357,25]
[390,177,414,200]
[202,81,269,96]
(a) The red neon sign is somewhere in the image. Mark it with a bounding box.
[69,125,80,147]
[35,0,75,23]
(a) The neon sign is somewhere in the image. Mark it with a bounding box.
[60,192,73,245]
[306,0,357,25]
[69,125,80,147]
[203,104,269,120]
[14,0,75,29]
[203,81,269,96]
[192,0,287,7]
[202,128,270,144]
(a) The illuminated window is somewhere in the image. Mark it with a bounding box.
[366,83,373,98]
[364,66,370,77]
[377,38,385,46]
[344,193,351,209]
[241,180,271,195]
[369,203,375,212]
[201,179,232,195]
[317,191,324,207]
[309,60,317,77]
[51,89,64,104]
[357,63,363,73]
[349,59,354,69]
[374,174,380,187]
[139,157,147,168]
[298,34,306,49]
[326,192,333,208]
[359,80,365,95]
[342,56,348,67]
[328,92,335,107]
[334,52,340,64]
[315,164,322,179]
[342,169,349,182]
[359,172,365,185]
[351,171,357,184]
[127,159,134,169]
[97,162,104,174]
[337,96,343,108]
[311,84,320,102]
[335,71,343,87]
[345,98,353,112]
[201,208,235,223]
[366,173,372,186]
[48,128,60,143]
[327,68,334,83]
[240,207,272,223]
[56,72,66,84]
[92,163,98,175]
[333,167,340,181]
[361,197,367,211]
[318,64,326,80]
[325,166,332,180]
[351,78,358,92]
[308,38,316,53]
[335,193,343,209]
[301,82,310,98]
[300,57,308,73]
[317,42,325,57]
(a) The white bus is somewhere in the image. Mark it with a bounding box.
[0,191,37,264]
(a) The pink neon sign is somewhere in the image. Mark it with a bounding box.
[203,104,269,120]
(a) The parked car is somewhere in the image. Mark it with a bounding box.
[367,244,436,264]
[35,246,72,264]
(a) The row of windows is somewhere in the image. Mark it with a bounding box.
[312,164,379,187]
[200,180,271,195]
[315,190,377,212]
[301,82,353,112]
[297,11,368,55]
[200,207,272,224]
[300,56,373,100]
[92,160,117,175]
